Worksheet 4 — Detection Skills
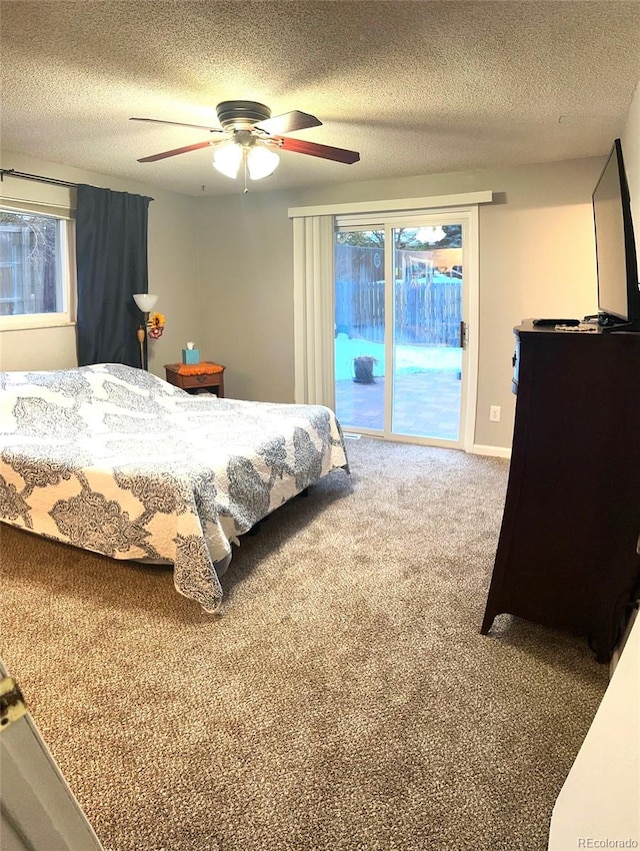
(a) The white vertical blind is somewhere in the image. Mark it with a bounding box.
[292,214,335,405]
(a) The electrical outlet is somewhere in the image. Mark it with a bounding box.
[490,405,501,422]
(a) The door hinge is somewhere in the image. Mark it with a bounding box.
[0,676,27,730]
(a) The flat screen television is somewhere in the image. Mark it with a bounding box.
[592,138,640,330]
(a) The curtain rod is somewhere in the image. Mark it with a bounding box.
[0,169,154,201]
[0,168,79,189]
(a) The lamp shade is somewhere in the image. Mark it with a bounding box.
[247,145,280,180]
[133,293,158,312]
[213,143,243,179]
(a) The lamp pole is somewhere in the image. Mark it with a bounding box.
[137,315,149,369]
[133,294,158,370]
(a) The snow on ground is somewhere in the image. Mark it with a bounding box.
[334,333,461,382]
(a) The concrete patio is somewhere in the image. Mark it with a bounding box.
[333,332,462,440]
[335,369,461,440]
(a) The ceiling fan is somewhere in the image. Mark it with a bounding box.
[130,100,360,184]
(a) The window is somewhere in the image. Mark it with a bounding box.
[0,204,74,329]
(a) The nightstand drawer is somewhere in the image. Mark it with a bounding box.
[164,363,225,397]
[178,372,222,390]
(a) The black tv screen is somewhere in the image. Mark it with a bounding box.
[592,138,640,327]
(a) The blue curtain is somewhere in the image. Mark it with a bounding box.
[76,185,153,367]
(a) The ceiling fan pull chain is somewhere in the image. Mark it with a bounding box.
[243,150,248,194]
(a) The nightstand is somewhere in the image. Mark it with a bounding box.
[164,363,225,397]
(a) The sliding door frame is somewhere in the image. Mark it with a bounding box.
[289,191,491,451]
[335,208,479,449]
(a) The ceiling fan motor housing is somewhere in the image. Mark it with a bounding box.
[216,100,271,130]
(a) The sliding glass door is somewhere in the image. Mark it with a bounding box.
[334,213,472,447]
[334,227,387,431]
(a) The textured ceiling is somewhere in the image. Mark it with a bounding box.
[2,1,640,197]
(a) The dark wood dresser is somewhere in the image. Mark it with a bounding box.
[481,322,640,661]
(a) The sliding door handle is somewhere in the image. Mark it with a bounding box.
[459,320,467,349]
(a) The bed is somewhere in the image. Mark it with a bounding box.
[0,363,349,612]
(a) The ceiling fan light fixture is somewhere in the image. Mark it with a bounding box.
[247,144,280,180]
[135,100,360,181]
[213,143,242,178]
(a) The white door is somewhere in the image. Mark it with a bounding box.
[1,663,104,850]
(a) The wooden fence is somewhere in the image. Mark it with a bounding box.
[335,244,462,346]
[0,221,57,316]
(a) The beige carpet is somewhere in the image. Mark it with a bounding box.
[1,438,608,851]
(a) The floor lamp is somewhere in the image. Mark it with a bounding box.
[133,293,158,369]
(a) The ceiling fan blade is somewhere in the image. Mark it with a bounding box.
[130,117,225,133]
[137,139,219,162]
[256,110,322,135]
[279,136,360,164]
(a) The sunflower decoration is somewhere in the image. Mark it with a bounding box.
[147,311,166,339]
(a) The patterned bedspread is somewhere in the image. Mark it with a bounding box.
[0,363,349,611]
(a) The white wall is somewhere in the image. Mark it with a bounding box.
[0,152,201,377]
[193,189,297,403]
[197,158,604,449]
[621,80,640,264]
[6,128,639,450]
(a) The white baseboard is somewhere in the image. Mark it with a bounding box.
[471,443,512,459]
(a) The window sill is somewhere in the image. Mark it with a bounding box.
[0,318,76,332]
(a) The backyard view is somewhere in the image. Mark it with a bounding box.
[0,209,62,316]
[334,224,463,441]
